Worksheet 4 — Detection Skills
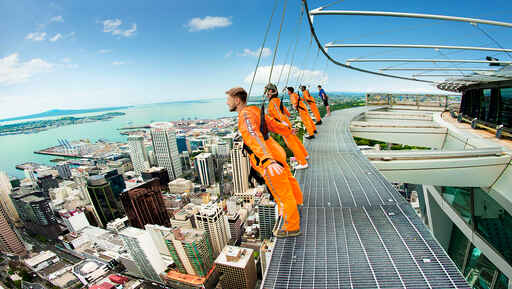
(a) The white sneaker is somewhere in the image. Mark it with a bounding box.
[295,163,309,170]
[305,156,310,160]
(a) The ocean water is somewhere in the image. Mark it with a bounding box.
[0,98,233,178]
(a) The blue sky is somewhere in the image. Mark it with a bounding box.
[1,0,511,118]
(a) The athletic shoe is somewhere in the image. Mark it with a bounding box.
[305,135,315,139]
[274,229,301,238]
[315,120,323,125]
[295,163,308,170]
[305,155,310,160]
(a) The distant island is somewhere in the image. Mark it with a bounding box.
[0,112,126,136]
[0,106,132,123]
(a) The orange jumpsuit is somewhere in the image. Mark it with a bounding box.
[267,96,309,165]
[303,89,321,123]
[238,106,300,232]
[290,92,316,136]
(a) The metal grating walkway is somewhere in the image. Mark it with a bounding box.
[261,107,469,289]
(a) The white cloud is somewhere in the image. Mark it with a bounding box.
[49,33,62,42]
[112,61,126,66]
[98,49,112,54]
[0,53,54,85]
[239,47,272,57]
[185,16,232,32]
[101,19,136,37]
[225,50,233,58]
[244,64,328,87]
[50,15,63,23]
[25,32,47,41]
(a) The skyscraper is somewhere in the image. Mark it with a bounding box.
[141,167,170,192]
[127,135,150,175]
[145,224,172,257]
[119,226,166,282]
[194,153,215,187]
[56,162,72,179]
[104,169,125,200]
[230,142,250,195]
[258,195,277,240]
[10,190,60,239]
[0,171,20,224]
[214,246,257,289]
[86,175,124,228]
[165,227,214,277]
[120,179,170,229]
[194,203,230,257]
[0,205,26,256]
[227,213,242,244]
[176,134,189,154]
[150,122,182,180]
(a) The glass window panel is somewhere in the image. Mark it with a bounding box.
[500,87,512,127]
[441,186,472,224]
[481,89,491,121]
[473,188,512,266]
[494,272,509,289]
[447,225,469,271]
[464,246,496,289]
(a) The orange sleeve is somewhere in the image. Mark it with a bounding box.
[283,103,291,117]
[265,114,291,136]
[304,91,314,103]
[239,109,274,166]
[267,98,280,120]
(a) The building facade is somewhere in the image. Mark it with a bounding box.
[194,153,215,187]
[119,226,166,282]
[141,167,170,192]
[194,204,230,257]
[0,205,26,256]
[230,142,250,195]
[258,196,277,240]
[86,175,124,228]
[120,179,170,229]
[127,135,150,175]
[214,246,257,289]
[150,122,182,180]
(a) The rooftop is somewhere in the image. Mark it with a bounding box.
[215,246,253,268]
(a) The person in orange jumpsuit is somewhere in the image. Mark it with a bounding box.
[226,86,301,237]
[265,83,309,169]
[287,87,317,139]
[301,85,322,125]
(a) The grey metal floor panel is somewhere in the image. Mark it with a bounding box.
[261,107,469,289]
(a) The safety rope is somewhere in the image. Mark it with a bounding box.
[248,0,280,97]
[471,23,512,59]
[284,4,305,89]
[267,0,289,88]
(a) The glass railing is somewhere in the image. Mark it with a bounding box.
[366,93,460,109]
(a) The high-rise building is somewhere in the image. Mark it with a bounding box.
[168,178,194,194]
[0,205,26,256]
[176,134,189,154]
[165,227,214,277]
[150,122,182,180]
[104,169,125,200]
[230,142,250,195]
[120,179,170,229]
[180,152,192,171]
[10,190,60,239]
[194,203,230,257]
[127,135,150,175]
[258,195,277,240]
[194,153,215,187]
[86,175,124,228]
[119,226,166,282]
[141,167,170,192]
[216,142,230,161]
[37,173,58,196]
[0,171,20,224]
[58,208,89,233]
[227,213,242,244]
[214,246,257,289]
[24,168,38,188]
[56,162,72,179]
[145,224,172,257]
